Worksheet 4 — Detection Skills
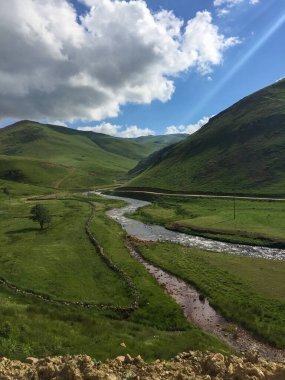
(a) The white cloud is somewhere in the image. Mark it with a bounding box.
[165,116,210,135]
[118,126,155,138]
[217,8,230,17]
[214,0,259,6]
[43,120,68,127]
[0,0,239,122]
[77,123,154,138]
[182,12,240,74]
[214,0,260,16]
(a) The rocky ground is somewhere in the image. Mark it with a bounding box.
[0,351,284,380]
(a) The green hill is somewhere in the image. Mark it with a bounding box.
[128,79,285,196]
[0,121,186,189]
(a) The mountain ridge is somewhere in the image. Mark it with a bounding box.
[127,79,285,195]
[0,120,186,189]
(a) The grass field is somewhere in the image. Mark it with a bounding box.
[0,184,228,360]
[128,194,285,247]
[133,241,285,348]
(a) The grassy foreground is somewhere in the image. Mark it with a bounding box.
[133,241,285,348]
[0,183,228,360]
[128,194,285,247]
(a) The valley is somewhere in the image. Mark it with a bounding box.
[98,192,285,356]
[0,185,228,360]
[0,80,284,370]
[0,182,285,364]
[1,1,285,377]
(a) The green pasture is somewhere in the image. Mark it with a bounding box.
[0,187,228,359]
[129,195,285,247]
[134,241,285,348]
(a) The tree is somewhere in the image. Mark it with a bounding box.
[30,204,51,230]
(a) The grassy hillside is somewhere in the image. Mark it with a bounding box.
[0,187,228,360]
[128,79,285,195]
[0,121,186,189]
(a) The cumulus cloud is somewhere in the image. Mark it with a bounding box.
[77,123,154,138]
[43,120,68,127]
[165,116,210,135]
[0,0,239,122]
[214,0,260,16]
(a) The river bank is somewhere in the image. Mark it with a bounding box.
[94,192,285,361]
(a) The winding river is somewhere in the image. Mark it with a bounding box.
[101,193,285,261]
[94,192,285,361]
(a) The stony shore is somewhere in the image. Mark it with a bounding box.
[0,351,284,380]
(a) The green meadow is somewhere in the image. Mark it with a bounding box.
[0,183,228,360]
[128,194,285,247]
[133,241,285,348]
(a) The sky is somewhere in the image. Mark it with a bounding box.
[0,0,284,137]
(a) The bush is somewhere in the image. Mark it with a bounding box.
[0,321,12,338]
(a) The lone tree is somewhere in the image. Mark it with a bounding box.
[30,204,51,230]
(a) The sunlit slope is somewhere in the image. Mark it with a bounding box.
[129,79,285,195]
[0,121,136,188]
[0,121,186,189]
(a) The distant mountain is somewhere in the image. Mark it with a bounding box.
[127,80,285,196]
[0,121,186,189]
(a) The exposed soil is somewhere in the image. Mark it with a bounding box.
[0,351,284,379]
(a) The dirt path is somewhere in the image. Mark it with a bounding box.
[115,189,285,202]
[53,167,76,189]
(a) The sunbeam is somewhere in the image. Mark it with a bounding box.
[187,11,285,120]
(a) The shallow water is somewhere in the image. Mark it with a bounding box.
[100,193,285,261]
[90,192,285,360]
[127,241,224,329]
[126,242,285,361]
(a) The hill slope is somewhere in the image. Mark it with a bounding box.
[0,121,186,189]
[128,79,285,195]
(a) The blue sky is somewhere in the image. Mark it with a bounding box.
[0,0,284,137]
[89,0,285,135]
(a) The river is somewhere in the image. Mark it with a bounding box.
[93,192,285,361]
[101,193,285,261]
